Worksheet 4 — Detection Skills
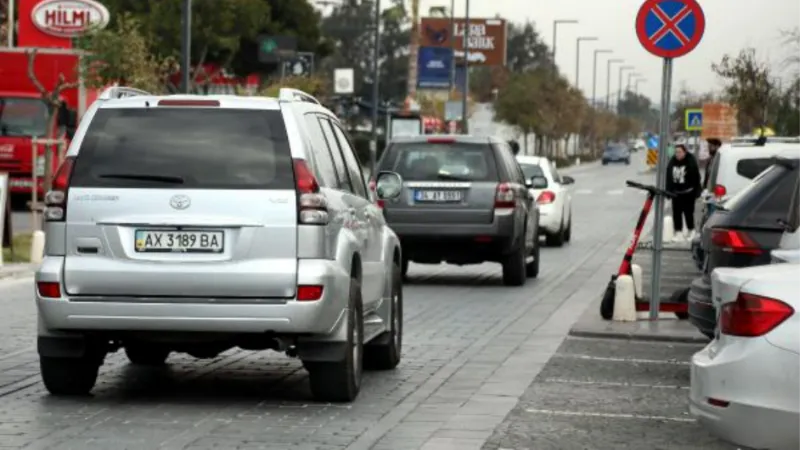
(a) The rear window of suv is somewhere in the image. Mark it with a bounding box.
[70,108,294,190]
[736,157,774,179]
[384,142,498,181]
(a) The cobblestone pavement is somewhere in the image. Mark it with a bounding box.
[0,154,693,450]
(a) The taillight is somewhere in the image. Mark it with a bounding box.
[712,184,726,198]
[711,229,762,255]
[368,179,384,209]
[720,292,793,337]
[536,190,556,204]
[37,281,61,298]
[297,285,324,301]
[294,159,328,225]
[157,99,220,107]
[44,156,75,222]
[494,183,515,209]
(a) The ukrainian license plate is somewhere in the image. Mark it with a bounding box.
[414,190,462,203]
[134,230,224,253]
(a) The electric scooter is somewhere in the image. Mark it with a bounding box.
[599,180,677,320]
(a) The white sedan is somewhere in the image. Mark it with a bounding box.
[690,262,799,450]
[516,156,574,247]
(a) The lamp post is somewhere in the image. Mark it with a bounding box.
[617,65,634,113]
[461,0,470,133]
[552,19,578,62]
[605,58,623,110]
[592,49,612,107]
[575,36,597,89]
[370,0,381,174]
[180,0,192,93]
[627,72,639,93]
[634,78,646,94]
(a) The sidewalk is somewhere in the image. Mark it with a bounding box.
[0,263,37,281]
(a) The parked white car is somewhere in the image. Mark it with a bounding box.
[690,262,799,450]
[515,156,574,246]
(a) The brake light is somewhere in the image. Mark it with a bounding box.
[368,179,385,208]
[37,281,61,298]
[297,285,324,301]
[427,137,455,144]
[293,159,328,225]
[44,156,75,222]
[720,292,793,337]
[536,190,556,204]
[157,99,220,107]
[713,184,726,198]
[494,182,515,209]
[711,229,762,255]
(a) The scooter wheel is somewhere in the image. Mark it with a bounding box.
[600,279,616,320]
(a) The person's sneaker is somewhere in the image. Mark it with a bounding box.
[671,233,684,243]
[688,229,697,241]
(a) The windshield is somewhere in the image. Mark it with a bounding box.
[604,145,626,154]
[722,164,782,211]
[0,97,49,137]
[518,163,545,180]
[387,142,498,181]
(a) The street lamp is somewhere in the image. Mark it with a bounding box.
[627,72,640,93]
[617,65,634,113]
[634,78,646,94]
[592,49,612,107]
[605,58,623,110]
[552,19,578,61]
[575,37,597,89]
[462,0,471,133]
[181,0,192,93]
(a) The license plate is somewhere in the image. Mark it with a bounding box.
[414,190,462,202]
[134,230,224,253]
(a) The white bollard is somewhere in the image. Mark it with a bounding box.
[612,275,638,322]
[662,216,674,243]
[631,263,643,300]
[29,230,45,264]
[575,157,581,166]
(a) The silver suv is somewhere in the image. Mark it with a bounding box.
[35,87,404,402]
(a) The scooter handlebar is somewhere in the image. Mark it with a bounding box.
[625,180,677,198]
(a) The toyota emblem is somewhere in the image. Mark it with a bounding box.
[169,194,191,210]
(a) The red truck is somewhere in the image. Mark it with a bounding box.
[0,47,99,204]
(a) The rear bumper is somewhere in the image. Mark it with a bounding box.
[688,275,715,336]
[36,256,351,336]
[537,203,561,234]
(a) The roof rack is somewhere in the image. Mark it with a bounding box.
[278,88,321,105]
[98,86,152,101]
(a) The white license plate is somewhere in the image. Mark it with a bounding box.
[134,230,224,253]
[414,190,462,202]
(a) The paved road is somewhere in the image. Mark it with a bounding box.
[0,154,725,449]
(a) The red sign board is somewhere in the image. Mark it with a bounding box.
[17,0,110,48]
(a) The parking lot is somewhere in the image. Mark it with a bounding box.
[0,153,733,449]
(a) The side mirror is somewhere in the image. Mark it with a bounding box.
[375,171,403,199]
[531,176,548,189]
[561,175,575,185]
[524,178,533,188]
[507,140,520,155]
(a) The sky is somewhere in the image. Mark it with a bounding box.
[416,0,800,104]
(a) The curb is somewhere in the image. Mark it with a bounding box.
[0,267,36,282]
[568,328,711,344]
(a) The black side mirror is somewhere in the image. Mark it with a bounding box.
[561,176,575,185]
[531,176,548,189]
[507,140,520,155]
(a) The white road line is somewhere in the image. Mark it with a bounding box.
[525,409,696,423]
[606,189,624,195]
[543,378,690,390]
[553,354,690,365]
[575,189,593,195]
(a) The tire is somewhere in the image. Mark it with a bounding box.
[625,159,631,165]
[40,355,100,396]
[307,278,364,402]
[365,262,403,370]
[564,218,572,243]
[525,237,540,278]
[600,278,616,320]
[125,343,170,366]
[502,242,526,286]
[602,160,608,165]
[546,221,565,247]
[671,287,690,320]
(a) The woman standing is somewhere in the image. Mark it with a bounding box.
[666,144,702,242]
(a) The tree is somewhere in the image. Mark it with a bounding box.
[76,13,172,93]
[781,28,800,71]
[493,71,543,154]
[0,0,7,46]
[257,74,329,99]
[671,82,716,131]
[320,1,379,99]
[712,48,775,132]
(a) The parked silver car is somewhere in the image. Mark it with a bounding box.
[35,87,404,402]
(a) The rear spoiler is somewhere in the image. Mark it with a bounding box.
[772,156,799,170]
[97,86,151,101]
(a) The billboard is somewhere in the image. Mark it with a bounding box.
[417,47,453,89]
[420,17,507,66]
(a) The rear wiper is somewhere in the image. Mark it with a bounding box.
[98,173,185,184]
[436,173,471,181]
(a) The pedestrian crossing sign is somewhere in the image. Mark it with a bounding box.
[685,109,703,131]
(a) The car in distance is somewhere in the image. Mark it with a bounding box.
[35,87,404,402]
[602,144,631,165]
[515,155,574,247]
[376,135,540,286]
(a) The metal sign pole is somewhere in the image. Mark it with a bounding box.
[649,56,673,320]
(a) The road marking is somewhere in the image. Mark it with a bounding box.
[575,189,593,195]
[525,409,696,423]
[552,354,690,365]
[606,189,624,195]
[543,378,690,390]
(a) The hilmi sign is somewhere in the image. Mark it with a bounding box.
[31,0,110,38]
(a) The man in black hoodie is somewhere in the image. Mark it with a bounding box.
[666,144,702,242]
